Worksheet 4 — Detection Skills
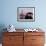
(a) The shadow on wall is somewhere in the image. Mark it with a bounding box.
[0,24,7,43]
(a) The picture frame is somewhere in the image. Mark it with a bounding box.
[17,7,35,22]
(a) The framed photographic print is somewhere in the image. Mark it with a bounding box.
[17,7,35,22]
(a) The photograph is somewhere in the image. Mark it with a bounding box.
[17,7,35,22]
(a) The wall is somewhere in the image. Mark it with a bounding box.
[0,0,46,30]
